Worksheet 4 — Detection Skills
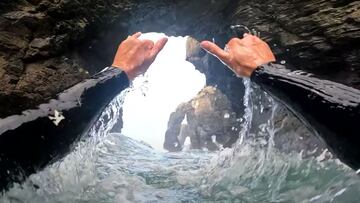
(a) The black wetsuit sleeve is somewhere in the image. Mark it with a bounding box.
[0,67,129,190]
[250,63,360,170]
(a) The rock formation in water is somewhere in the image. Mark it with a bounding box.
[165,84,328,156]
[186,36,246,121]
[164,86,241,151]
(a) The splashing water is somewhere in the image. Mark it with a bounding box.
[1,38,360,202]
[196,80,360,202]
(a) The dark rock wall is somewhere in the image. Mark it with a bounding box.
[0,0,135,117]
[227,0,360,88]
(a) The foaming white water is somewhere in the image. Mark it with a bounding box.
[0,91,213,202]
[121,33,206,150]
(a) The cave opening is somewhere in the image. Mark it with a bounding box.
[120,32,206,150]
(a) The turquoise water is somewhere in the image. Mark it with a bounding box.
[1,81,360,203]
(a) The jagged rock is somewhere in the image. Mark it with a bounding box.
[226,0,360,88]
[186,36,210,81]
[25,37,51,59]
[164,86,240,151]
[0,57,88,116]
[27,0,42,5]
[0,0,135,117]
[0,31,28,52]
[0,56,6,78]
[185,36,246,123]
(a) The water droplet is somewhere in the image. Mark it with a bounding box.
[211,135,217,143]
[310,195,322,202]
[335,188,347,197]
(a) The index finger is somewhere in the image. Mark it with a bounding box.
[200,41,230,62]
[131,32,142,39]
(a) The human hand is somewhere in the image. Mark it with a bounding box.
[112,32,168,80]
[200,34,275,77]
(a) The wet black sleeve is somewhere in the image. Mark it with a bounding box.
[0,67,129,190]
[250,63,360,170]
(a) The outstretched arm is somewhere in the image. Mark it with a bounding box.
[201,34,360,170]
[0,32,168,190]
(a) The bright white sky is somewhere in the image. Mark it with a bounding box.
[121,33,206,151]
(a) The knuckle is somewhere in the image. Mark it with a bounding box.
[143,40,154,45]
[143,41,154,49]
[229,38,238,45]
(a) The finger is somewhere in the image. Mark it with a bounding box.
[244,33,261,41]
[149,37,168,59]
[131,32,142,38]
[200,41,230,62]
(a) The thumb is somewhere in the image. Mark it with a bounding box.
[142,40,155,50]
[149,37,168,60]
[200,41,230,62]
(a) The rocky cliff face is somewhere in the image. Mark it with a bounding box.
[0,0,134,117]
[226,0,360,88]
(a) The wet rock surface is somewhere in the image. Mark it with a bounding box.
[0,0,135,117]
[227,0,360,88]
